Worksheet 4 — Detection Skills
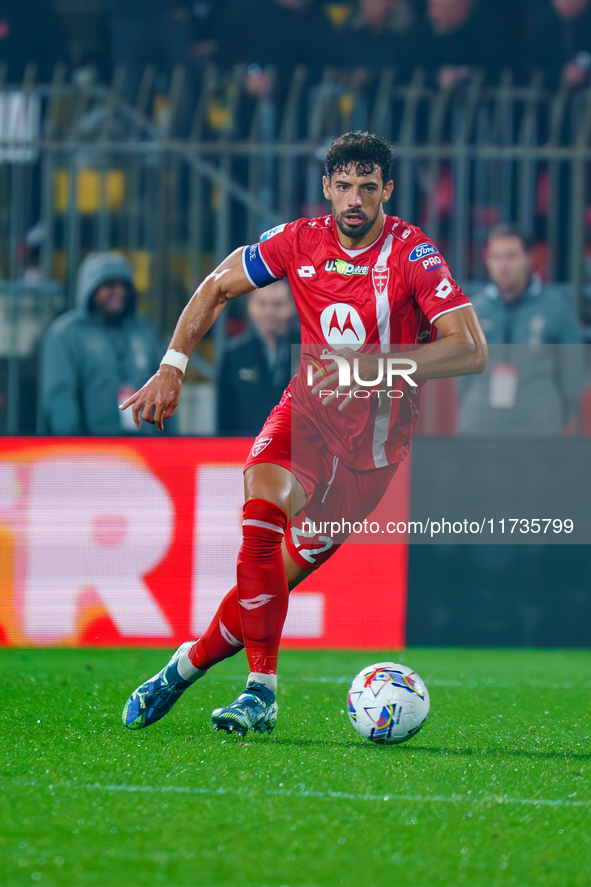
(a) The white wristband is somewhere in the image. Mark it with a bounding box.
[160,349,189,375]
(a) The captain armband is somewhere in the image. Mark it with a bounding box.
[242,243,279,288]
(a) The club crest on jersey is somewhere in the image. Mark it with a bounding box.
[320,303,366,351]
[325,259,369,276]
[372,265,389,296]
[409,242,439,262]
[251,436,273,456]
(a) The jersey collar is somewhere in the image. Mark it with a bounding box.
[330,215,389,259]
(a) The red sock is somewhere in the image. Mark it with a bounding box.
[237,498,288,675]
[188,585,244,671]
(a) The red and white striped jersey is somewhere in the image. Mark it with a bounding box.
[243,213,472,470]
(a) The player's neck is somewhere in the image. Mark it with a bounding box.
[336,212,386,252]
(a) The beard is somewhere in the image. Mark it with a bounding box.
[333,204,381,240]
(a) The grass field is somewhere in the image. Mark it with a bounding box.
[1,647,590,887]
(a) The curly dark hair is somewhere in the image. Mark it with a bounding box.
[325,131,395,183]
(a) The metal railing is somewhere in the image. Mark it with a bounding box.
[2,64,591,432]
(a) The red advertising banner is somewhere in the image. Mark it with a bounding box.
[0,438,409,649]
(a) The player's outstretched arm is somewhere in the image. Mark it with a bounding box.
[120,248,254,430]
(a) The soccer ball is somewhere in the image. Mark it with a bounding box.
[346,662,430,745]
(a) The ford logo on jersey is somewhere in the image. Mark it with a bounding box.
[408,242,439,262]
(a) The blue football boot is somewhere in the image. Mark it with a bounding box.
[211,683,278,737]
[122,642,201,730]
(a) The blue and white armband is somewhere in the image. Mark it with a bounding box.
[242,243,279,288]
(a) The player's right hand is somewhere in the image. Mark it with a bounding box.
[119,365,184,432]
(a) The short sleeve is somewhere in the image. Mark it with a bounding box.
[401,237,472,323]
[242,221,296,288]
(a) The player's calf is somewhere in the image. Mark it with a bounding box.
[225,497,288,733]
[237,497,289,676]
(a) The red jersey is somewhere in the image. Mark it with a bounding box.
[242,213,471,470]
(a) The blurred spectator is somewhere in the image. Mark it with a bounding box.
[524,0,591,87]
[215,0,330,93]
[340,0,418,80]
[40,253,167,436]
[0,0,67,83]
[459,224,585,436]
[358,0,414,30]
[418,0,520,87]
[217,281,298,435]
[21,222,46,285]
[214,0,416,92]
[106,1,217,103]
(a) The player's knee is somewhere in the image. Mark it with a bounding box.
[244,464,294,517]
[245,489,290,516]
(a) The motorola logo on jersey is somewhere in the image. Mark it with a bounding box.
[320,303,366,351]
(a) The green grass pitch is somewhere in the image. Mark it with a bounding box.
[1,647,590,887]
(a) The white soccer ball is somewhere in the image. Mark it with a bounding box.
[347,662,430,744]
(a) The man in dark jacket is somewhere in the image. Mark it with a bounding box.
[106,0,217,102]
[459,224,584,435]
[40,252,167,435]
[416,0,521,87]
[217,281,298,435]
[523,0,591,87]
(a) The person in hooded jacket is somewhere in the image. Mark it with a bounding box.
[40,252,171,436]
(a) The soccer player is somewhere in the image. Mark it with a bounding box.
[121,131,487,736]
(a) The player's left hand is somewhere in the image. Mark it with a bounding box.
[311,349,380,411]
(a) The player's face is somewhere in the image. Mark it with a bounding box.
[486,236,531,295]
[323,167,393,241]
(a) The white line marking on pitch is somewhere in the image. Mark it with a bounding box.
[217,674,584,690]
[13,779,588,808]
